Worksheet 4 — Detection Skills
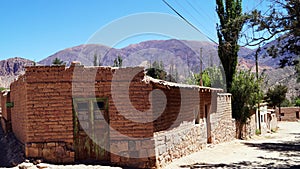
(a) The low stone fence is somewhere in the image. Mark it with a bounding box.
[154,121,207,168]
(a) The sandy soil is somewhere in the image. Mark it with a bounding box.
[1,121,299,169]
[164,121,300,169]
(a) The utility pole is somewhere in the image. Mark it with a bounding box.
[199,48,203,86]
[255,46,261,132]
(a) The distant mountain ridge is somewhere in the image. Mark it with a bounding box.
[0,57,34,88]
[38,39,255,69]
[0,38,298,100]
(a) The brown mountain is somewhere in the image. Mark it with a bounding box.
[38,39,255,81]
[1,39,298,100]
[0,57,35,88]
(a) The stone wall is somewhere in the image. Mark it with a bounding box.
[243,113,256,138]
[210,93,236,144]
[154,122,207,168]
[276,107,300,121]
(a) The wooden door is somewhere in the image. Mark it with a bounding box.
[73,98,109,162]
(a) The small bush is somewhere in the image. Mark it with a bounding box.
[255,129,261,135]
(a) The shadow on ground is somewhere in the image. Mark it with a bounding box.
[180,138,300,169]
[180,162,300,169]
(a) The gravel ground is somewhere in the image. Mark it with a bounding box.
[1,121,299,169]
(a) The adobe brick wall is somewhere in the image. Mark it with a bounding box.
[9,64,234,169]
[10,65,74,163]
[1,91,11,121]
[276,107,300,121]
[10,76,28,144]
[72,65,156,168]
[151,82,232,168]
[1,91,12,133]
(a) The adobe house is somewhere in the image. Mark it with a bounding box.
[276,107,300,121]
[5,63,236,168]
[243,103,278,138]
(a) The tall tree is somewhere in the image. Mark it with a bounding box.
[265,84,288,117]
[216,0,246,92]
[231,70,264,138]
[146,61,167,80]
[113,55,123,68]
[93,54,98,66]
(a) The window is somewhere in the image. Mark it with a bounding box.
[77,102,88,111]
[73,98,108,131]
[280,113,285,117]
[296,111,299,119]
[94,101,105,110]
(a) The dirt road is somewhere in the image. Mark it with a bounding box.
[165,121,300,169]
[1,121,299,169]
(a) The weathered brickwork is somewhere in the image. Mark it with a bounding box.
[1,91,12,133]
[7,63,236,168]
[10,77,28,143]
[276,107,300,121]
[152,85,234,168]
[10,65,74,163]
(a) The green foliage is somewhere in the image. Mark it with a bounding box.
[186,73,200,85]
[113,55,122,68]
[255,129,261,135]
[265,84,288,108]
[146,61,167,80]
[166,63,179,83]
[216,0,247,92]
[0,87,6,92]
[186,66,225,88]
[281,99,293,107]
[231,70,264,139]
[202,71,211,87]
[231,70,264,124]
[295,98,300,107]
[205,66,225,89]
[52,58,65,65]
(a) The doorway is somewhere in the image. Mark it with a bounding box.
[73,98,109,162]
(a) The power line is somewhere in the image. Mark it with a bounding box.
[162,0,219,45]
[184,0,217,40]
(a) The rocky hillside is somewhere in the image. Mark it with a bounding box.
[38,39,257,82]
[0,57,34,88]
[0,39,298,99]
[38,39,254,68]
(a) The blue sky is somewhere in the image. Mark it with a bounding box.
[0,0,269,61]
